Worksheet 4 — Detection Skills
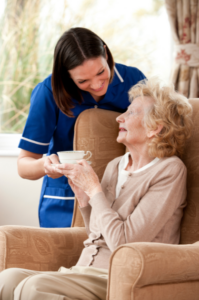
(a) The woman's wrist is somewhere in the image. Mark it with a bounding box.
[87,184,103,198]
[79,202,89,208]
[77,195,90,208]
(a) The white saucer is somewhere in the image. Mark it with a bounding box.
[52,161,91,166]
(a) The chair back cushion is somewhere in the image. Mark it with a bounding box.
[180,99,199,244]
[72,108,126,227]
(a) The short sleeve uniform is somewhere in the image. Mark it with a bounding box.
[18,63,146,228]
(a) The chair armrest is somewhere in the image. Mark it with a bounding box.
[107,242,199,300]
[0,225,87,272]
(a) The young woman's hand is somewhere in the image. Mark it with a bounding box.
[43,154,63,179]
[54,160,102,198]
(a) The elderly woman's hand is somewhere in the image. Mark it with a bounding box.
[54,160,102,198]
[68,179,90,208]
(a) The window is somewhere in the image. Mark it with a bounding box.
[0,0,171,140]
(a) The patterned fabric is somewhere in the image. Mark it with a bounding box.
[165,0,199,98]
[0,226,87,272]
[180,99,199,244]
[108,241,199,299]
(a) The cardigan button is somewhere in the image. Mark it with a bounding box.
[129,173,132,176]
[121,186,125,189]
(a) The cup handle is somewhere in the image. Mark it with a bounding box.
[84,151,92,160]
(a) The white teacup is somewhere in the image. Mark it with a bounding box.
[58,159,79,164]
[57,150,92,163]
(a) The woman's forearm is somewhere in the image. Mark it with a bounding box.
[17,155,45,180]
[18,149,62,180]
[79,205,92,236]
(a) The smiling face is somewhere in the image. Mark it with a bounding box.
[116,96,154,148]
[68,56,111,102]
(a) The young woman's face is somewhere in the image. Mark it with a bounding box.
[68,56,111,102]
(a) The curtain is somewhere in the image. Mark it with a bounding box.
[165,0,199,98]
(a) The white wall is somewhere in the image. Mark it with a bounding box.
[0,156,42,227]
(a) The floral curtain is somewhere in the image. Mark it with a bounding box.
[165,0,199,98]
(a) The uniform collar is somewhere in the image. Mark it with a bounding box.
[101,65,125,103]
[110,65,124,87]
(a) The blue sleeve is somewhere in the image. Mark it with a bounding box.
[127,66,146,84]
[18,80,59,154]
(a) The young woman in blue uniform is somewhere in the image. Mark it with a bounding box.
[17,27,146,228]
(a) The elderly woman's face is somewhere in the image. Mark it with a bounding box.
[116,96,154,147]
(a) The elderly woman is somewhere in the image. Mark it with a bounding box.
[0,79,192,300]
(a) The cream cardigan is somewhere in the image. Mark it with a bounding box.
[76,155,187,270]
[116,152,159,198]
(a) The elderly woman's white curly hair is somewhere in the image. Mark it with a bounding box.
[128,78,193,158]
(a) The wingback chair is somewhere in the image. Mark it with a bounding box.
[0,99,199,300]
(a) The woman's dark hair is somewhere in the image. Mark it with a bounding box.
[51,27,115,117]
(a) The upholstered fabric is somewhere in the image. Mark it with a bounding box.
[107,242,199,300]
[180,99,199,244]
[72,108,126,227]
[0,226,87,272]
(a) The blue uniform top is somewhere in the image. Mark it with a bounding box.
[18,63,146,228]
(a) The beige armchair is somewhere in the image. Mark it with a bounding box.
[0,100,199,299]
